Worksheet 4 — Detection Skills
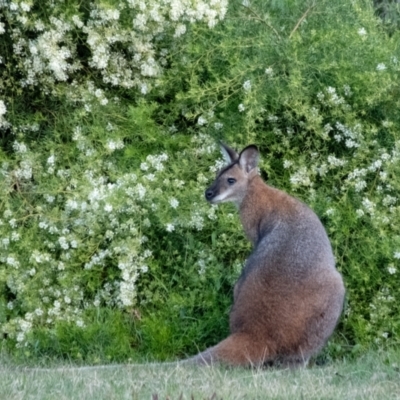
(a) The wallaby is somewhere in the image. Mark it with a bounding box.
[189,143,345,368]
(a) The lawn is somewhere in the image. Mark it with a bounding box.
[1,350,399,399]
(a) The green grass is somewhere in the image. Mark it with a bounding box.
[1,350,400,399]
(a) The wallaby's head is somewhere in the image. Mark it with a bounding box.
[205,143,259,206]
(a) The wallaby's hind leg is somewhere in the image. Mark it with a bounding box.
[189,333,274,367]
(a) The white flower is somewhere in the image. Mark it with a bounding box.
[58,236,69,250]
[238,103,245,112]
[283,160,293,169]
[143,249,152,258]
[362,198,375,215]
[106,139,124,152]
[45,195,55,203]
[3,209,12,218]
[174,180,185,188]
[13,141,27,153]
[376,63,386,71]
[169,198,179,209]
[197,259,206,275]
[166,223,175,232]
[140,235,148,243]
[268,115,278,122]
[388,265,396,275]
[16,333,25,343]
[47,155,55,165]
[327,155,346,167]
[104,204,113,212]
[197,116,207,126]
[357,27,367,36]
[35,308,43,316]
[354,180,367,192]
[145,173,155,181]
[20,2,31,11]
[174,23,186,37]
[140,83,148,94]
[290,167,311,187]
[394,252,400,259]
[243,80,251,92]
[136,183,146,199]
[265,67,273,76]
[0,100,7,115]
[190,213,204,231]
[141,265,148,273]
[169,124,178,133]
[343,85,352,96]
[72,15,84,28]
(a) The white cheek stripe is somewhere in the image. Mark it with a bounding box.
[212,188,234,203]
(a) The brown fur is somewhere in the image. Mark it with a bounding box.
[188,144,345,368]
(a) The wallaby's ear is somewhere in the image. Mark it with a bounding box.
[220,142,239,164]
[239,145,259,173]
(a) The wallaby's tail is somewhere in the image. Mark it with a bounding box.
[187,333,279,367]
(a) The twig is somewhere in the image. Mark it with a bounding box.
[241,4,281,40]
[289,2,316,39]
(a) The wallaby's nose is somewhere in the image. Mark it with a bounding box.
[205,189,214,201]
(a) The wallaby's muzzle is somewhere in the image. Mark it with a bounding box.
[205,187,215,202]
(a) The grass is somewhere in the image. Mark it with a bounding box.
[0,350,400,399]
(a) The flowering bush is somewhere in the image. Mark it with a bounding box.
[0,0,227,94]
[164,0,400,351]
[0,95,247,360]
[1,0,400,361]
[0,0,236,360]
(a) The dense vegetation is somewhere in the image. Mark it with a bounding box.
[1,0,400,363]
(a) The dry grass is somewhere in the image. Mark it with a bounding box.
[1,350,399,399]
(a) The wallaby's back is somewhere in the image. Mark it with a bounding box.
[189,144,345,367]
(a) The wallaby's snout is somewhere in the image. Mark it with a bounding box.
[188,142,345,368]
[204,187,215,202]
[204,181,224,203]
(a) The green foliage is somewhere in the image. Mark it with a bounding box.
[23,309,141,363]
[162,0,400,351]
[1,0,400,363]
[374,0,400,34]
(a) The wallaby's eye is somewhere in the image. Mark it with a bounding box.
[227,178,236,185]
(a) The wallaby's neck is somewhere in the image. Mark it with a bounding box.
[239,175,283,245]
